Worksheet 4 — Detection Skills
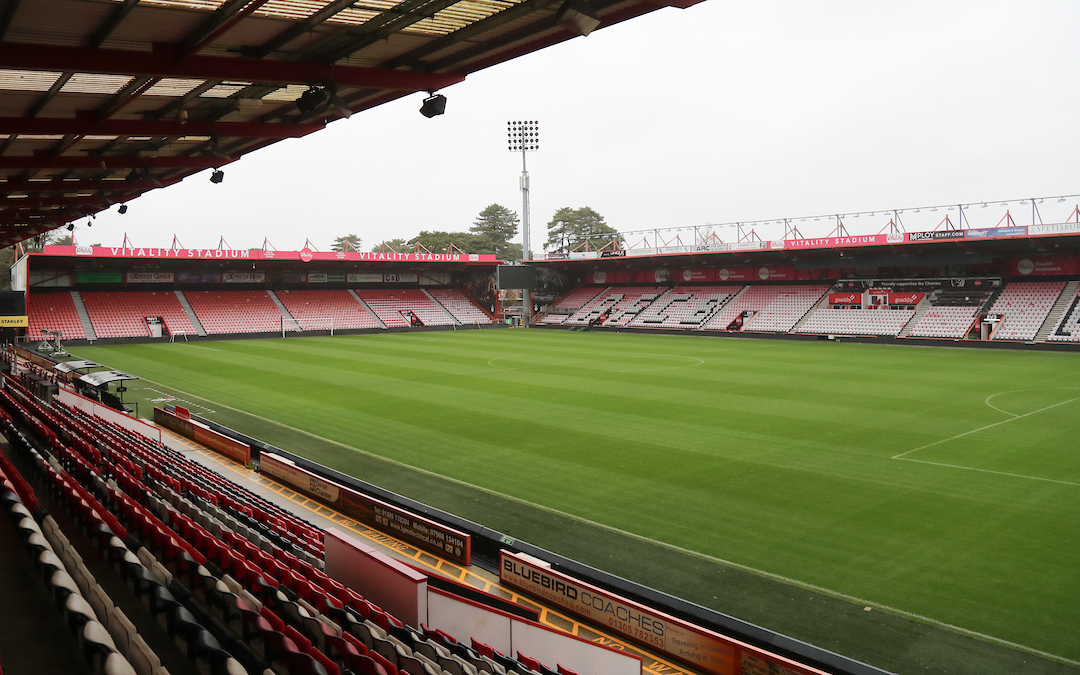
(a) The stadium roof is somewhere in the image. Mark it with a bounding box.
[0,0,701,248]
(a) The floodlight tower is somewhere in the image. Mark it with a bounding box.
[508,120,538,325]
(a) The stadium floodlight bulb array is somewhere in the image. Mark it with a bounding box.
[507,121,540,152]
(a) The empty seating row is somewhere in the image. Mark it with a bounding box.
[795,308,916,336]
[906,306,980,339]
[184,291,285,334]
[987,281,1066,341]
[629,286,741,328]
[27,292,86,340]
[1047,289,1080,342]
[82,292,197,339]
[357,290,455,328]
[275,290,381,331]
[426,289,493,325]
[2,367,583,675]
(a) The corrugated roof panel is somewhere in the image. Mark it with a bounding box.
[262,85,306,102]
[103,0,227,11]
[200,82,252,98]
[407,0,519,35]
[60,73,135,95]
[0,70,62,92]
[143,78,205,97]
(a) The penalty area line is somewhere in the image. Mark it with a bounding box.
[892,395,1080,459]
[134,377,1079,669]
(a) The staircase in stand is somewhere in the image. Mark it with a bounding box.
[1036,280,1080,341]
[422,289,461,325]
[348,290,388,329]
[266,290,300,331]
[174,291,207,336]
[898,298,932,338]
[69,291,97,340]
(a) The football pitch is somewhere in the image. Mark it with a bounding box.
[71,330,1080,673]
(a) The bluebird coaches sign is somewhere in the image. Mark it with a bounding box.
[499,552,827,675]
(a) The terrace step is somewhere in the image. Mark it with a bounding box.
[174,290,207,336]
[1036,279,1080,341]
[422,288,461,325]
[266,290,299,331]
[69,291,97,341]
[348,289,388,329]
[898,298,932,338]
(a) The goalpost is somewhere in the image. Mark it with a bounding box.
[281,316,336,337]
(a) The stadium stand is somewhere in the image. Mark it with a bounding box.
[795,308,916,336]
[0,358,586,675]
[986,281,1066,341]
[274,289,381,331]
[700,285,828,332]
[427,288,494,325]
[81,291,198,339]
[26,292,86,341]
[629,286,742,329]
[563,287,663,326]
[546,286,606,315]
[357,289,456,327]
[183,290,286,334]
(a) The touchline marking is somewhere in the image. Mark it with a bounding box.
[135,377,1079,668]
[892,395,1080,460]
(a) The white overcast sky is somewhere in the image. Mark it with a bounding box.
[72,0,1080,252]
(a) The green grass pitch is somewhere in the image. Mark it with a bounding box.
[71,330,1080,672]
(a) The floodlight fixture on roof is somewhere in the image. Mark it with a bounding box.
[296,85,328,114]
[210,169,224,184]
[118,204,128,214]
[420,92,447,118]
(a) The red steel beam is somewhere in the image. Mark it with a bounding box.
[0,43,464,91]
[0,177,181,192]
[0,116,324,138]
[0,156,223,169]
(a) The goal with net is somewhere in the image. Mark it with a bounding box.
[281,316,337,337]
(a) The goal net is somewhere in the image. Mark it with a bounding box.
[281,316,336,337]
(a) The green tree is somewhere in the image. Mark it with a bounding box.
[332,234,362,252]
[545,206,620,252]
[470,204,518,243]
[409,230,468,253]
[371,238,409,252]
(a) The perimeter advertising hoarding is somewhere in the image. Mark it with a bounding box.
[888,292,925,305]
[42,246,497,263]
[908,230,965,241]
[258,452,471,566]
[154,407,251,465]
[755,266,796,281]
[679,269,715,282]
[1029,222,1080,236]
[126,272,174,283]
[828,293,861,304]
[500,552,826,675]
[1010,256,1080,276]
[964,226,1028,239]
[222,272,266,283]
[76,272,122,283]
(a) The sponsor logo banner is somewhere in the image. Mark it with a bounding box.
[829,293,861,304]
[600,250,626,258]
[964,226,1028,239]
[500,552,825,675]
[76,272,122,283]
[176,272,223,284]
[888,292,925,305]
[222,272,265,284]
[590,271,607,284]
[545,253,569,260]
[0,316,28,327]
[693,244,729,252]
[715,267,753,282]
[1029,222,1080,236]
[308,273,328,283]
[728,241,766,251]
[40,246,497,263]
[756,266,796,281]
[908,230,965,241]
[259,454,340,503]
[680,269,714,282]
[384,273,418,283]
[126,272,174,283]
[1011,256,1080,276]
[783,235,888,249]
[347,273,383,283]
[658,246,691,254]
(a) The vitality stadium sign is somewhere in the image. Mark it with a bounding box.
[500,552,827,675]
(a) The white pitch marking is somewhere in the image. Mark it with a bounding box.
[898,458,1080,487]
[892,395,1080,460]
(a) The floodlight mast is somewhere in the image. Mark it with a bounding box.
[507,120,538,325]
